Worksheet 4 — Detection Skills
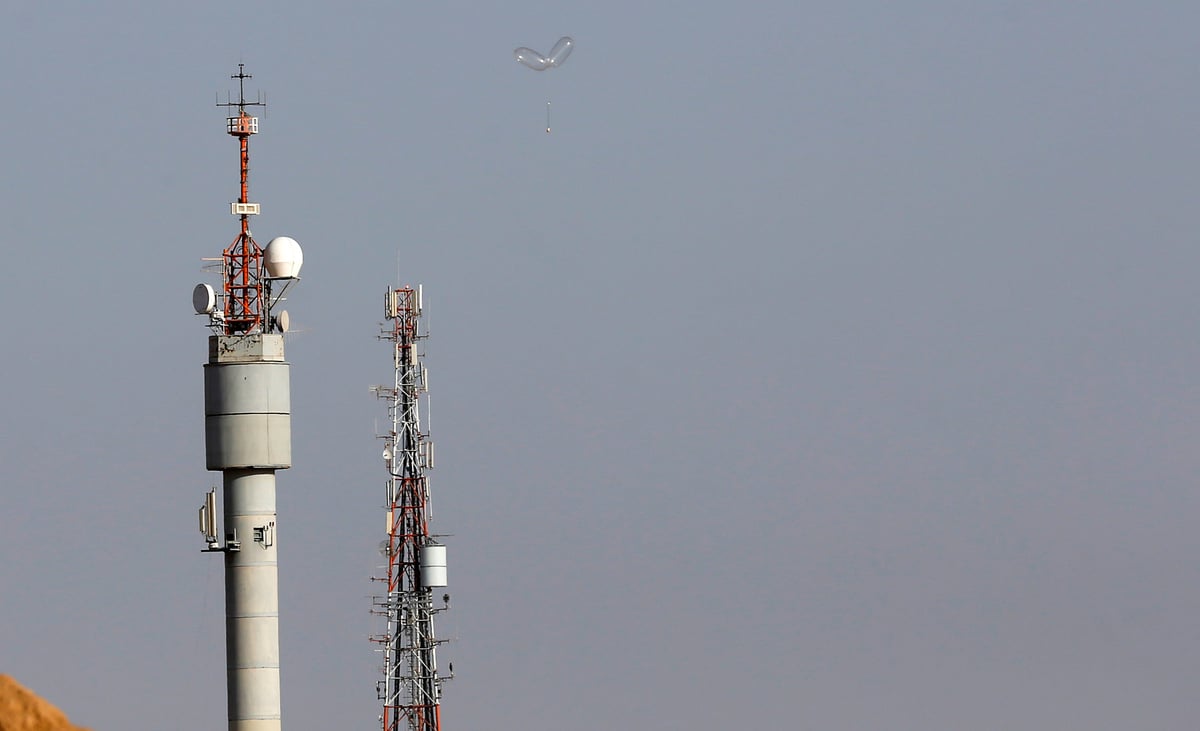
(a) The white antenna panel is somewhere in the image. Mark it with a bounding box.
[206,489,218,537]
[199,488,218,542]
[227,116,259,134]
[231,202,260,216]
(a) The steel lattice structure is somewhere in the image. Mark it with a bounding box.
[219,64,266,334]
[372,286,449,731]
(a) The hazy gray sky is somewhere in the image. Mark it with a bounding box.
[2,2,1199,729]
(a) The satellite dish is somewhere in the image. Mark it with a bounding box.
[192,283,216,314]
[264,236,304,278]
[382,446,393,462]
[277,309,290,333]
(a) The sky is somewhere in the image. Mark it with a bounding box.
[1,2,1199,729]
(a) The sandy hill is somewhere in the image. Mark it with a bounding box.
[0,676,88,731]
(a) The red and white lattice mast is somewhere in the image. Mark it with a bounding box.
[371,285,452,731]
[220,63,267,334]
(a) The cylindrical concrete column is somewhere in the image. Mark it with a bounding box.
[225,469,281,731]
[205,334,291,731]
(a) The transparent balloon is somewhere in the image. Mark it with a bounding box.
[547,36,573,66]
[513,36,574,71]
[514,47,551,71]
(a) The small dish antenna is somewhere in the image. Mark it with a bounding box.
[276,310,290,333]
[192,283,216,314]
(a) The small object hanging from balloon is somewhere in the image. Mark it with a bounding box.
[514,36,574,133]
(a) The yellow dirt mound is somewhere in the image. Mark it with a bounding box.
[0,675,89,731]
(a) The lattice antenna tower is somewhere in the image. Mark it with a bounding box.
[217,63,268,334]
[371,285,451,731]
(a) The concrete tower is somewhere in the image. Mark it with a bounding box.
[195,65,303,731]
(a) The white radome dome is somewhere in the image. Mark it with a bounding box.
[264,236,304,278]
